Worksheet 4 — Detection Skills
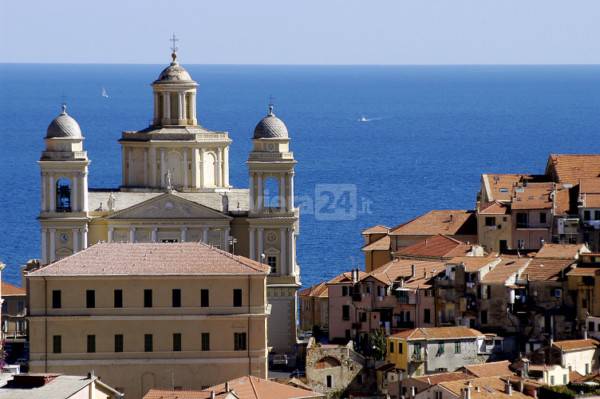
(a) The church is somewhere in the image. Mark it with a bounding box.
[38,47,300,353]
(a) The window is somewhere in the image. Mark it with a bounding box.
[436,343,445,356]
[86,290,95,308]
[234,332,247,351]
[144,334,153,352]
[481,310,488,324]
[233,289,242,307]
[586,363,590,375]
[399,342,403,354]
[87,335,96,353]
[517,239,525,250]
[342,305,350,321]
[485,217,495,227]
[583,298,589,308]
[53,335,62,353]
[435,392,442,399]
[487,285,491,299]
[200,289,209,307]
[114,289,123,308]
[201,333,210,351]
[144,289,153,308]
[173,333,182,351]
[52,290,62,309]
[595,210,600,221]
[455,342,461,354]
[345,329,351,340]
[360,312,367,322]
[326,375,333,388]
[589,321,596,332]
[550,376,555,385]
[172,289,181,308]
[563,374,567,385]
[389,342,394,353]
[56,178,72,212]
[342,286,348,296]
[267,256,277,274]
[584,210,591,221]
[539,212,547,224]
[516,213,528,228]
[413,343,422,360]
[114,334,123,352]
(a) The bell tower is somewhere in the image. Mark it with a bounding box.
[247,103,299,353]
[39,105,89,264]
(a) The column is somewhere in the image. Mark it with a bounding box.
[72,173,79,212]
[82,171,88,212]
[202,227,209,244]
[181,226,188,242]
[280,227,287,275]
[108,226,114,243]
[151,227,158,242]
[149,147,157,187]
[127,148,134,185]
[279,175,286,211]
[199,149,205,188]
[257,173,263,211]
[153,93,159,122]
[216,148,223,187]
[72,228,79,252]
[162,92,170,123]
[143,149,148,186]
[49,228,56,263]
[190,92,197,123]
[49,175,56,212]
[41,228,47,264]
[160,148,166,187]
[223,227,230,251]
[129,226,136,243]
[287,172,294,211]
[178,92,185,122]
[192,148,199,189]
[82,226,88,249]
[249,173,255,212]
[288,228,295,276]
[249,227,256,260]
[41,172,47,212]
[257,228,264,263]
[223,147,230,187]
[183,149,189,189]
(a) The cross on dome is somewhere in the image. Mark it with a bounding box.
[170,33,179,62]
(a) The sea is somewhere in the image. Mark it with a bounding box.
[1,64,600,288]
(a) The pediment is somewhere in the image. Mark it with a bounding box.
[108,193,231,220]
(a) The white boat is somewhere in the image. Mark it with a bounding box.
[102,87,109,98]
[359,116,369,122]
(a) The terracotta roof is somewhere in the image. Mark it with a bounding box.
[366,259,445,288]
[511,183,554,210]
[483,174,533,202]
[144,389,216,399]
[327,270,367,285]
[389,210,477,237]
[439,377,529,399]
[299,282,328,298]
[1,281,26,296]
[410,371,471,386]
[567,266,600,276]
[480,258,530,284]
[447,257,500,273]
[547,154,600,185]
[28,242,269,277]
[579,178,600,194]
[463,361,513,378]
[582,194,600,208]
[362,225,389,235]
[395,235,473,259]
[521,258,574,281]
[361,235,391,252]
[570,371,586,383]
[479,201,509,215]
[391,326,484,341]
[535,243,589,260]
[206,375,323,399]
[552,339,599,352]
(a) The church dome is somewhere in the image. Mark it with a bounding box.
[155,53,193,83]
[253,105,289,139]
[46,105,82,139]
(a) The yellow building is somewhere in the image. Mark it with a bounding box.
[37,45,299,353]
[26,242,269,399]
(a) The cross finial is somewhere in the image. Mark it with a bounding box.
[268,95,275,116]
[170,33,179,62]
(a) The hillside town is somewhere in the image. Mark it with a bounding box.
[1,50,600,399]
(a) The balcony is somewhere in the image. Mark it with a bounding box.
[410,352,424,362]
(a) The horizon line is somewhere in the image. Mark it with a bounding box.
[1,62,600,67]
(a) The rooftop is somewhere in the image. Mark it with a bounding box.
[463,361,514,378]
[447,257,500,273]
[0,374,119,399]
[367,258,446,288]
[389,210,477,237]
[361,225,390,235]
[439,377,529,399]
[1,281,25,296]
[326,270,367,285]
[391,326,484,341]
[299,282,328,298]
[552,339,599,352]
[208,375,322,399]
[547,154,600,185]
[361,235,391,252]
[28,242,268,277]
[479,201,509,215]
[535,243,589,260]
[521,258,575,281]
[480,258,530,284]
[510,182,554,210]
[410,371,471,386]
[395,235,474,259]
[482,174,535,202]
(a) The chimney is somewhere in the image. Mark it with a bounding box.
[584,327,588,340]
[225,381,230,392]
[505,379,512,395]
[352,269,359,284]
[210,391,216,399]
[463,381,472,399]
[522,358,529,379]
[411,264,416,279]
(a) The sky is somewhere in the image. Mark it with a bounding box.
[1,0,600,65]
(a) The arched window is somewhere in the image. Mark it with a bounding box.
[56,178,71,212]
[264,177,280,208]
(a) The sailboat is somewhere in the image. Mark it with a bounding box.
[101,87,109,98]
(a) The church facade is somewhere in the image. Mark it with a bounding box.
[38,49,300,353]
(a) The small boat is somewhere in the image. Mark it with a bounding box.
[359,116,369,122]
[102,87,109,98]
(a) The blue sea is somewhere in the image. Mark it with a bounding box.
[1,64,600,288]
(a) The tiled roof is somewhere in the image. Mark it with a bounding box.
[567,267,600,276]
[463,361,513,378]
[479,201,508,215]
[579,178,600,194]
[552,339,599,352]
[395,235,472,259]
[362,225,389,234]
[447,257,500,273]
[511,183,554,210]
[366,259,445,288]
[1,281,26,296]
[327,271,367,285]
[410,371,471,385]
[480,258,530,284]
[521,258,574,281]
[535,243,589,260]
[482,174,532,202]
[361,235,391,251]
[439,377,529,399]
[389,210,477,237]
[391,326,484,341]
[144,389,215,399]
[299,282,328,298]
[547,154,600,185]
[28,243,269,277]
[582,194,600,208]
[206,375,323,399]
